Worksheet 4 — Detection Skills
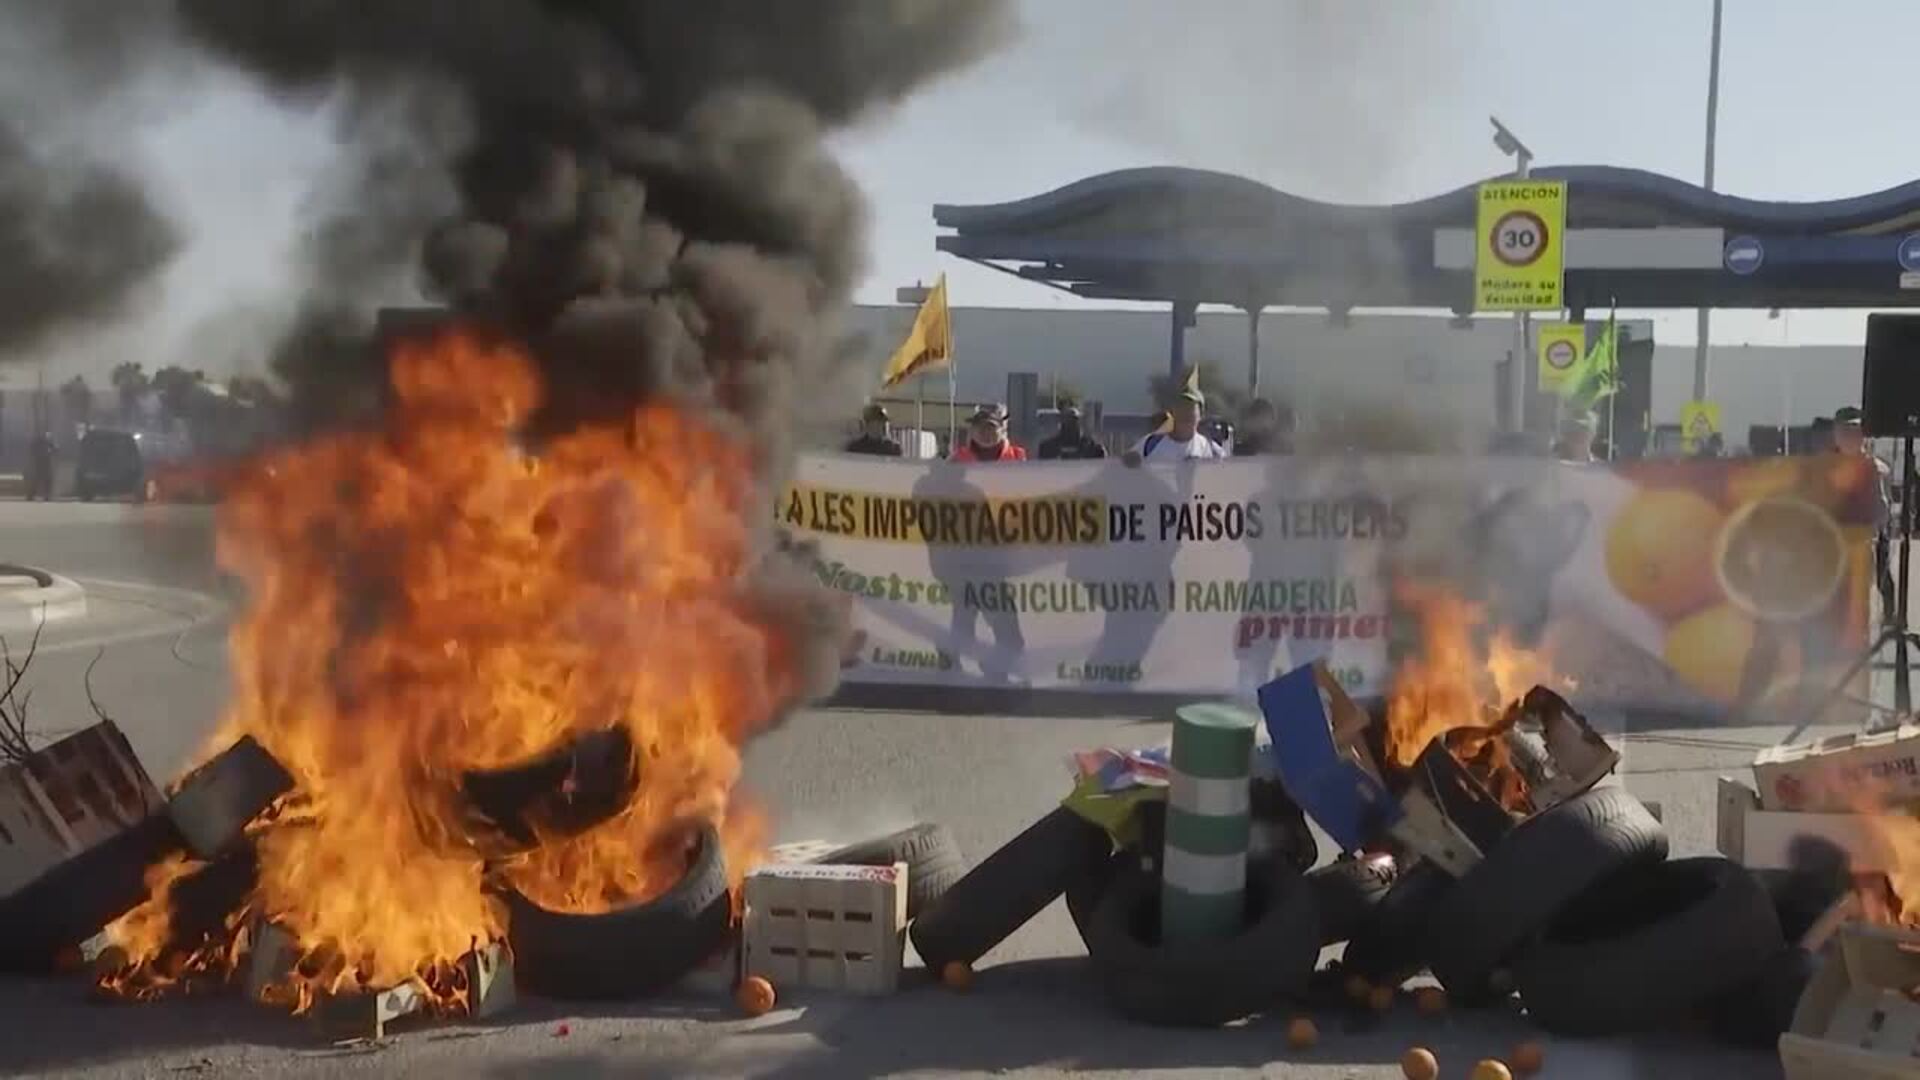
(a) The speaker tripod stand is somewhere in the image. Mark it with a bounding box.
[1798,435,1920,741]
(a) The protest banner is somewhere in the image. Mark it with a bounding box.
[780,452,1877,716]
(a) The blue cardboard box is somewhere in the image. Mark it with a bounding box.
[1257,662,1402,853]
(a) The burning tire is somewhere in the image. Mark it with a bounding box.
[908,806,1111,970]
[1511,856,1785,1036]
[460,728,639,855]
[820,823,965,921]
[503,822,730,1000]
[1419,785,1667,999]
[1338,857,1452,984]
[1083,859,1320,1027]
[1305,853,1398,946]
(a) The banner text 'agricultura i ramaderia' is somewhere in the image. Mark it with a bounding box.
[780,453,1878,714]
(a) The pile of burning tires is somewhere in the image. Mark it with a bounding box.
[901,776,1813,1047]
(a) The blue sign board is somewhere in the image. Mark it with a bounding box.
[1899,234,1920,274]
[1724,235,1765,275]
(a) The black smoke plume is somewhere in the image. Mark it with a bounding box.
[172,1,1011,444]
[0,0,185,360]
[171,0,1013,697]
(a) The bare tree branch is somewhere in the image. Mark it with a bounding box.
[0,619,45,764]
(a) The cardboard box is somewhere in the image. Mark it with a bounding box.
[1780,922,1920,1080]
[1756,724,1920,812]
[741,861,907,996]
[1258,663,1401,853]
[1719,775,1904,873]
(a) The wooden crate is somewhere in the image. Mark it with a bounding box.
[0,721,162,898]
[741,862,906,996]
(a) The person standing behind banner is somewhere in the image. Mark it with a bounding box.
[1122,386,1225,465]
[950,403,1027,463]
[844,403,903,457]
[1234,399,1294,457]
[1834,406,1896,624]
[1037,405,1106,460]
[1553,411,1598,464]
[1807,416,1835,456]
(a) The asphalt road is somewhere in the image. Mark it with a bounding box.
[0,499,1826,1078]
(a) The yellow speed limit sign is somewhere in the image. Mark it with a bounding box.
[1474,180,1567,311]
[1536,321,1585,394]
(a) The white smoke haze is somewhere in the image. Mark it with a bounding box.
[1050,0,1486,203]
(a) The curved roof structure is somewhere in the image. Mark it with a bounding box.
[933,165,1920,310]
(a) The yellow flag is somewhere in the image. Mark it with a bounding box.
[880,274,952,389]
[1154,365,1201,433]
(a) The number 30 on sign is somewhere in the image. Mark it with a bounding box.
[1473,180,1567,312]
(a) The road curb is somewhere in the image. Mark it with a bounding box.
[0,564,88,633]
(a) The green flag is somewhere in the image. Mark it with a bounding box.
[1564,310,1620,409]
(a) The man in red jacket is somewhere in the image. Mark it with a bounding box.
[950,403,1027,462]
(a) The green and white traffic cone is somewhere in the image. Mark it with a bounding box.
[1161,702,1257,944]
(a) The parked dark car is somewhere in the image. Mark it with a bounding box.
[74,429,149,502]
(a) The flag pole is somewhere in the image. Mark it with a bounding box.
[946,291,957,452]
[1606,300,1619,461]
[915,371,925,459]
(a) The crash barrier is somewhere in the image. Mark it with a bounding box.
[786,452,1879,714]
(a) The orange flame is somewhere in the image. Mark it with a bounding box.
[106,328,801,1009]
[1835,773,1920,930]
[1383,583,1558,809]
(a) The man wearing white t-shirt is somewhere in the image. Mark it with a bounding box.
[1122,387,1226,465]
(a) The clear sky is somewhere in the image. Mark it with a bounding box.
[57,0,1920,380]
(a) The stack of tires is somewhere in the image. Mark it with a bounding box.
[1340,785,1820,1046]
[913,779,1329,1027]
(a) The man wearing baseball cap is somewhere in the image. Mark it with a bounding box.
[1037,404,1106,460]
[1122,383,1225,465]
[950,403,1027,462]
[844,402,903,457]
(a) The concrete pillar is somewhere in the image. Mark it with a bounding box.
[1169,301,1197,379]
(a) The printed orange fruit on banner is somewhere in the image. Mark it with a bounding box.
[1604,487,1726,620]
[1663,604,1756,704]
[1713,496,1847,623]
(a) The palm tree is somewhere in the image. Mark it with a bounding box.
[59,375,91,431]
[151,366,208,431]
[111,362,149,425]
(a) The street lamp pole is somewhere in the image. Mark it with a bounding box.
[1694,0,1725,402]
[1492,116,1537,435]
